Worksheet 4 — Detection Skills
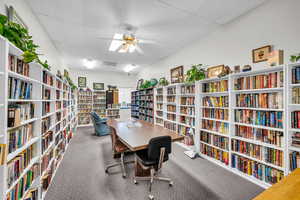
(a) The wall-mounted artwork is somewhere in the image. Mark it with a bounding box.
[252,45,271,63]
[78,76,87,88]
[93,82,104,90]
[170,66,184,83]
[207,65,225,78]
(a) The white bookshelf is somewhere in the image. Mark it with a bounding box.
[0,36,78,200]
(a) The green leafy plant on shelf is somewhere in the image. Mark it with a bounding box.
[141,80,152,89]
[158,77,169,86]
[64,73,77,90]
[0,14,51,70]
[185,64,206,83]
[290,53,300,63]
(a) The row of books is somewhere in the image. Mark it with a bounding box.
[41,149,54,173]
[202,96,229,108]
[8,103,35,128]
[8,77,33,100]
[178,125,194,137]
[291,111,300,129]
[156,96,163,102]
[235,110,283,129]
[234,71,284,90]
[167,105,176,112]
[289,151,300,171]
[139,108,153,116]
[236,93,283,109]
[42,88,51,100]
[180,106,195,116]
[8,123,34,154]
[156,111,163,117]
[202,80,228,93]
[235,125,284,147]
[167,96,176,103]
[42,102,51,116]
[292,132,300,147]
[43,71,54,86]
[42,131,53,154]
[180,97,194,105]
[292,87,300,104]
[200,131,229,150]
[179,116,195,126]
[200,143,229,165]
[156,88,163,95]
[180,85,195,94]
[181,134,194,146]
[231,154,284,184]
[164,121,176,132]
[9,54,30,77]
[7,164,39,200]
[140,96,153,101]
[7,145,35,188]
[167,113,176,121]
[202,119,229,134]
[231,139,283,167]
[157,103,163,110]
[203,108,229,120]
[156,117,163,125]
[167,87,176,95]
[42,117,51,134]
[139,115,153,123]
[291,65,300,84]
[139,102,153,108]
[56,101,62,110]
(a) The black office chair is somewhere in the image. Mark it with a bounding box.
[134,136,173,200]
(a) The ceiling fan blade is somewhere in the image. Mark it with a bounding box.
[136,45,144,54]
[138,39,157,44]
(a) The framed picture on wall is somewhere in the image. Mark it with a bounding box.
[78,76,87,88]
[207,65,225,78]
[93,82,104,90]
[170,66,184,84]
[252,45,271,63]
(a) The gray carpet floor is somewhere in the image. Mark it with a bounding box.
[45,127,264,200]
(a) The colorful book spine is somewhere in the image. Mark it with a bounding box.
[236,92,283,109]
[200,131,229,150]
[8,123,34,154]
[202,119,229,134]
[231,154,284,184]
[235,125,283,147]
[235,110,283,129]
[289,151,300,171]
[200,143,229,165]
[7,103,35,128]
[42,131,53,154]
[292,65,300,84]
[179,116,195,126]
[202,80,228,93]
[234,71,284,90]
[164,121,176,132]
[180,97,194,105]
[42,71,53,86]
[291,111,300,129]
[180,106,195,115]
[8,54,30,77]
[202,96,229,107]
[167,87,176,95]
[203,108,228,120]
[180,85,195,94]
[8,77,33,100]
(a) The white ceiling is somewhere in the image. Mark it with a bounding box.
[26,0,267,74]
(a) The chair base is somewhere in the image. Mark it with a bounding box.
[105,153,134,178]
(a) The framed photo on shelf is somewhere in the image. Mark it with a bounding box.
[93,82,104,90]
[170,66,184,83]
[78,76,87,88]
[252,45,271,63]
[207,65,225,78]
[136,79,144,90]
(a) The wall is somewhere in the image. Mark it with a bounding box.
[138,0,300,80]
[0,0,65,73]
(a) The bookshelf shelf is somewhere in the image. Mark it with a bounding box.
[0,37,78,200]
[7,137,40,162]
[202,117,229,123]
[199,140,229,152]
[6,156,40,194]
[233,122,284,132]
[233,87,283,93]
[289,146,300,152]
[233,107,284,111]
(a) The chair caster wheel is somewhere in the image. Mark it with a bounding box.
[122,175,126,178]
[149,194,154,200]
[134,179,138,184]
[169,181,173,187]
[105,169,108,173]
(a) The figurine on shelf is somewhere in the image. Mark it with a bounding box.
[217,65,232,78]
[242,65,252,72]
[234,65,240,73]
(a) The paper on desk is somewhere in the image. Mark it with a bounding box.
[127,121,142,128]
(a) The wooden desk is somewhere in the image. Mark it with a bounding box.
[252,168,300,200]
[107,119,184,151]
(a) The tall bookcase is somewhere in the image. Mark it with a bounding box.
[106,89,120,119]
[154,83,195,149]
[0,36,78,200]
[152,64,300,188]
[130,88,154,123]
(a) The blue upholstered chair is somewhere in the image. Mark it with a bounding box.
[90,112,110,136]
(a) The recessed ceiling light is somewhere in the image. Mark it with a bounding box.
[124,64,138,73]
[83,58,97,69]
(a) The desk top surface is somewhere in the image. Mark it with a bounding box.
[107,119,184,151]
[252,168,300,200]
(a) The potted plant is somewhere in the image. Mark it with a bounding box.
[158,77,169,86]
[290,54,300,63]
[185,64,206,83]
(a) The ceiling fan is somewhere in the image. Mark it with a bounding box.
[96,24,156,54]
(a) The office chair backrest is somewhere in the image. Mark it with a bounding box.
[148,136,172,161]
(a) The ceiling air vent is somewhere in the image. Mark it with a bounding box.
[103,61,118,67]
